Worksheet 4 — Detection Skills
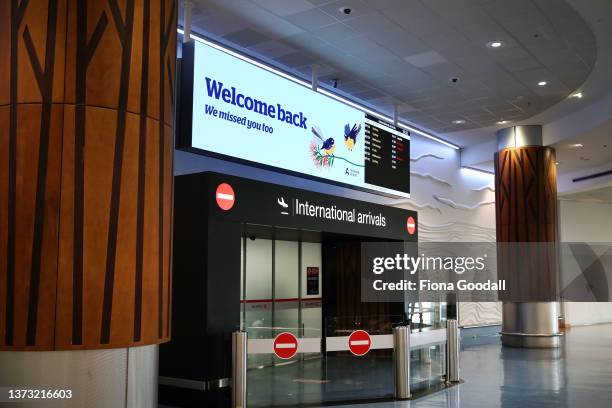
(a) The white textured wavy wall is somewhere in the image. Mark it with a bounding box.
[391,134,502,327]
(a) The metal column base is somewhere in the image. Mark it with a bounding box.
[501,302,562,348]
[0,345,158,407]
[501,332,562,348]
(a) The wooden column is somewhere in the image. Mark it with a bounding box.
[0,0,176,350]
[494,145,558,301]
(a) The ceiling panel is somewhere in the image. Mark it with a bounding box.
[313,22,358,42]
[187,0,598,146]
[284,8,338,29]
[252,0,316,16]
[223,28,271,47]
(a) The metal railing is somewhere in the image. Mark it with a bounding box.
[232,321,460,406]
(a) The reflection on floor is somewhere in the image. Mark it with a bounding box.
[248,348,445,407]
[326,324,612,408]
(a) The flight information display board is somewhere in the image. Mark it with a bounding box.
[178,40,411,197]
[364,116,411,194]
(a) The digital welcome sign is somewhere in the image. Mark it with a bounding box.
[178,40,410,197]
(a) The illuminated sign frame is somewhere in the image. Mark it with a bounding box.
[177,40,411,198]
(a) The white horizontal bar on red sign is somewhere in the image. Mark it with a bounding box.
[275,343,296,349]
[216,193,234,200]
[247,338,321,354]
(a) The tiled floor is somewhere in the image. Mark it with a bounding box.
[328,324,612,408]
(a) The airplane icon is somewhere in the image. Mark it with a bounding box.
[277,197,289,215]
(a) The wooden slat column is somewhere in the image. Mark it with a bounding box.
[494,125,561,348]
[0,0,176,350]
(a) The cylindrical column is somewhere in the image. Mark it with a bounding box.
[232,331,247,408]
[393,325,411,399]
[501,302,561,348]
[494,125,561,348]
[1,0,176,351]
[1,0,176,406]
[446,319,460,382]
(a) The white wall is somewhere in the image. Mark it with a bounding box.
[559,200,612,326]
[393,134,501,327]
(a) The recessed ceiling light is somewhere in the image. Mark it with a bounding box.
[570,92,583,99]
[452,119,466,124]
[570,143,584,148]
[339,6,353,15]
[497,120,509,125]
[537,81,548,86]
[487,41,504,48]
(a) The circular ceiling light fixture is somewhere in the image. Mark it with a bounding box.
[497,120,509,125]
[537,81,548,86]
[452,119,466,124]
[339,6,353,15]
[486,40,504,48]
[570,92,583,99]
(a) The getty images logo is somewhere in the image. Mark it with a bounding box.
[205,77,308,129]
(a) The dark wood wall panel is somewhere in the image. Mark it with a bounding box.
[1,0,176,351]
[323,242,399,329]
[494,146,558,301]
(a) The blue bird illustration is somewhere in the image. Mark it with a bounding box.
[344,123,362,150]
[311,126,335,155]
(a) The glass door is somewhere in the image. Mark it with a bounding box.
[241,233,324,407]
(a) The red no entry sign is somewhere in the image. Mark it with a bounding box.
[215,183,235,211]
[273,332,298,359]
[406,216,416,235]
[348,330,371,356]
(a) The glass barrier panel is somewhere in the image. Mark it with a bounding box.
[320,314,404,403]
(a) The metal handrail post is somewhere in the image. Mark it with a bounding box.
[393,325,411,399]
[232,330,248,408]
[446,319,460,383]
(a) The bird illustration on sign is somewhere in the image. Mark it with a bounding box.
[344,123,362,150]
[310,123,363,169]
